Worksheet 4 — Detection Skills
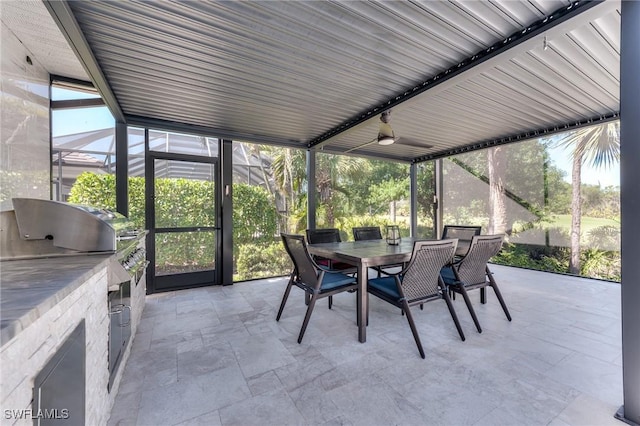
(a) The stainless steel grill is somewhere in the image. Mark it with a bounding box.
[3,198,149,391]
[2,198,148,288]
[11,198,131,253]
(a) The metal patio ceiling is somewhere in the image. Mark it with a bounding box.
[44,0,620,163]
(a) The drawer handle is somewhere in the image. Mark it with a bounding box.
[120,305,131,327]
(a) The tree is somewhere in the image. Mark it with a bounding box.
[449,140,555,234]
[550,121,620,274]
[416,162,436,235]
[269,147,308,231]
[368,177,409,222]
[356,160,409,220]
[487,146,507,234]
[315,153,367,226]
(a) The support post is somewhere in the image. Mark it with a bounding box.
[409,163,417,238]
[619,1,640,423]
[220,139,233,285]
[306,150,316,231]
[115,121,128,217]
[435,159,444,239]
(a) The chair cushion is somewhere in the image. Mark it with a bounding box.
[316,258,331,267]
[368,276,401,300]
[332,261,354,270]
[440,266,457,285]
[320,272,356,291]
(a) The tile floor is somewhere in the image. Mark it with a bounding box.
[107,265,623,426]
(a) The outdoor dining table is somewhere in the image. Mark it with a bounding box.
[307,237,419,343]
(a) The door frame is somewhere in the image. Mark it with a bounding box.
[145,150,222,293]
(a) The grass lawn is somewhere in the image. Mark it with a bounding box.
[549,214,620,234]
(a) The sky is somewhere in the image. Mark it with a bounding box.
[52,107,115,137]
[52,87,115,137]
[547,145,620,188]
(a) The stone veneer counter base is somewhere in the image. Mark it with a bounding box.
[1,254,145,425]
[1,254,112,346]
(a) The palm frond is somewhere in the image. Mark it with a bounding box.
[548,122,620,170]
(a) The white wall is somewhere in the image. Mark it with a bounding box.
[0,21,50,211]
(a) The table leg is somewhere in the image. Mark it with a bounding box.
[357,263,368,343]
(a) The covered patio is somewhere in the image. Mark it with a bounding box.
[2,0,638,424]
[108,265,622,426]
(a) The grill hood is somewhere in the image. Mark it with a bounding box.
[11,198,129,252]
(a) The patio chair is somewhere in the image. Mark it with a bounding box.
[440,234,511,334]
[367,239,465,358]
[277,234,358,343]
[305,228,355,273]
[441,225,482,258]
[352,226,405,278]
[352,226,383,241]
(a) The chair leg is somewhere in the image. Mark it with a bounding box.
[487,267,512,321]
[457,285,482,333]
[402,302,425,359]
[298,293,318,343]
[490,283,512,321]
[276,278,294,321]
[480,287,486,304]
[328,295,333,309]
[443,292,465,341]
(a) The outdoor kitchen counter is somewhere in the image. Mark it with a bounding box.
[0,254,112,346]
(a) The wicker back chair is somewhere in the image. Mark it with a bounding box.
[305,228,355,273]
[352,226,383,241]
[277,234,358,343]
[440,234,511,334]
[353,226,387,277]
[306,228,342,244]
[441,225,482,258]
[367,239,465,358]
[352,226,405,278]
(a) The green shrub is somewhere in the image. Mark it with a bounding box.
[581,248,620,281]
[235,241,291,281]
[68,172,280,278]
[233,184,278,246]
[335,215,410,241]
[493,241,620,281]
[68,172,117,209]
[492,242,570,273]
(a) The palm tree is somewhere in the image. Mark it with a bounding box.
[315,153,367,226]
[550,121,620,274]
[487,146,507,235]
[269,147,307,230]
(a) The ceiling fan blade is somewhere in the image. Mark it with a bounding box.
[344,137,378,153]
[394,137,433,149]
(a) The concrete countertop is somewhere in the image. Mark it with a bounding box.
[0,254,112,346]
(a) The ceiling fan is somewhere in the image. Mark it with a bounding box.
[345,110,433,153]
[377,110,396,145]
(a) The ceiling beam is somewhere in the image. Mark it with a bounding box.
[308,0,612,150]
[412,111,619,163]
[43,1,125,122]
[125,115,303,149]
